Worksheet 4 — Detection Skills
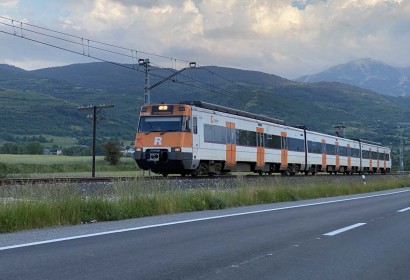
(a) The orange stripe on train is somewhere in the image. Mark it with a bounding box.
[135,132,193,148]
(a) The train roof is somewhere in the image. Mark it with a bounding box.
[180,101,286,126]
[353,139,383,146]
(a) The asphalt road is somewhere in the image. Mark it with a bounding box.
[1,188,410,280]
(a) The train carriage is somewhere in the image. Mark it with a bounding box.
[359,140,391,174]
[305,131,362,174]
[134,101,391,176]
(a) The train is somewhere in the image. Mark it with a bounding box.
[133,101,391,176]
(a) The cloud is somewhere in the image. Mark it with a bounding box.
[1,0,410,78]
[0,0,18,8]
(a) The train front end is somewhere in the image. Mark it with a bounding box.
[134,104,194,176]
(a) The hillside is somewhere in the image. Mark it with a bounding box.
[296,58,410,97]
[1,62,408,155]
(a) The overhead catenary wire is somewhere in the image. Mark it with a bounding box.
[0,16,269,108]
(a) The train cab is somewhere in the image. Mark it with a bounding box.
[133,103,197,176]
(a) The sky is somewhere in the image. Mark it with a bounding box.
[0,0,409,79]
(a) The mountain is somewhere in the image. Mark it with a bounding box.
[296,58,410,97]
[1,62,408,152]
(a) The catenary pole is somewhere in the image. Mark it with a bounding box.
[78,105,114,177]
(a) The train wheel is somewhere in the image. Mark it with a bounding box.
[281,169,291,176]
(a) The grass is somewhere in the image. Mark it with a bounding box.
[0,155,137,178]
[0,175,409,233]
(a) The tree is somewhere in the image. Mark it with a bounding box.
[102,140,122,165]
[1,143,19,154]
[25,141,44,155]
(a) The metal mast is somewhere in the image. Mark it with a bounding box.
[139,59,150,105]
[399,126,404,172]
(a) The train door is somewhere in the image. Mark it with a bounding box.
[256,127,265,169]
[280,132,288,170]
[192,116,199,158]
[321,139,326,172]
[225,122,236,167]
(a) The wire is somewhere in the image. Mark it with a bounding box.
[0,16,270,109]
[0,16,192,64]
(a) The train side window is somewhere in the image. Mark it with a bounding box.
[204,124,213,142]
[326,144,335,155]
[248,131,257,147]
[214,125,227,144]
[288,138,304,152]
[339,146,347,157]
[352,148,360,158]
[265,134,281,149]
[236,129,247,146]
[308,141,321,154]
[193,117,197,134]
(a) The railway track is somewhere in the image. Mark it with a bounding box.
[0,173,401,186]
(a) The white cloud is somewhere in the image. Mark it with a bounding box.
[1,0,410,78]
[0,0,18,8]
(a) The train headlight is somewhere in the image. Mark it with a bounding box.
[159,105,168,111]
[173,147,181,152]
[136,148,142,152]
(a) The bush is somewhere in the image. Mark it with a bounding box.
[102,140,123,165]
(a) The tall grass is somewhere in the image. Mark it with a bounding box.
[1,176,409,233]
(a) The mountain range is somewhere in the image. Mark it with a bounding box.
[0,60,409,161]
[296,58,410,97]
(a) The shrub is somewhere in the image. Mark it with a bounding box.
[102,140,123,165]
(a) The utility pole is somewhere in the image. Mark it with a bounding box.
[78,104,114,177]
[139,58,150,105]
[398,125,404,173]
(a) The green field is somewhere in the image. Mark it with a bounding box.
[0,154,138,178]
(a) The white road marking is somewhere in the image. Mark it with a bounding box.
[397,207,410,213]
[0,189,409,251]
[324,223,367,236]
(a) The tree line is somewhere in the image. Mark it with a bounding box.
[0,140,124,165]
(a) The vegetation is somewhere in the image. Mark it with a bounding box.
[0,155,136,178]
[0,175,409,233]
[1,63,409,155]
[102,140,123,165]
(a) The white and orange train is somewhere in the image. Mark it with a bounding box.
[134,101,391,176]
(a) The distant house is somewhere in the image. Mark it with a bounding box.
[123,146,135,157]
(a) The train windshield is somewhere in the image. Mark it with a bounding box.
[138,116,185,133]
